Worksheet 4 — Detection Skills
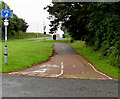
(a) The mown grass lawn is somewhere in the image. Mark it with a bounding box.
[70,41,119,79]
[1,40,54,73]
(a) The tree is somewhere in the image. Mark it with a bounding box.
[0,1,29,39]
[45,2,120,67]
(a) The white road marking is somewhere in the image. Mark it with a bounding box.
[39,64,60,68]
[49,62,64,77]
[39,65,46,68]
[88,63,113,80]
[9,72,29,75]
[73,65,76,67]
[33,69,47,73]
[9,63,63,77]
[21,72,30,75]
[9,72,18,74]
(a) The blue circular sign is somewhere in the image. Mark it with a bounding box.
[1,9,11,18]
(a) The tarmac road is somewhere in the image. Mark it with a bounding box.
[2,75,119,97]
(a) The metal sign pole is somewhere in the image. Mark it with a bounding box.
[4,19,8,64]
[2,9,11,64]
[4,2,8,64]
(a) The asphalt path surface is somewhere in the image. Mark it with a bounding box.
[54,43,77,54]
[2,75,119,97]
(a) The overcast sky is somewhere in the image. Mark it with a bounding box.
[2,0,56,34]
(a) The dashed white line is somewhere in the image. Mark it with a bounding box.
[88,63,113,80]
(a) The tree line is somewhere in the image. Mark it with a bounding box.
[45,2,120,67]
[0,1,29,39]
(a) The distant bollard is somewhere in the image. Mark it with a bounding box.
[53,35,56,40]
[44,32,46,35]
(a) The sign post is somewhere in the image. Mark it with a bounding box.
[1,9,11,64]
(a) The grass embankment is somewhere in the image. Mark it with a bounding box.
[70,41,119,79]
[1,40,54,73]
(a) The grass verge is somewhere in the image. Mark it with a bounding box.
[70,40,119,79]
[1,40,54,73]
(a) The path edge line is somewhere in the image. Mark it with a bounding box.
[88,63,113,80]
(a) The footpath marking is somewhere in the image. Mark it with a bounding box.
[49,62,64,77]
[39,64,60,68]
[73,65,76,68]
[88,63,113,80]
[8,63,62,77]
[33,69,48,73]
[9,72,29,75]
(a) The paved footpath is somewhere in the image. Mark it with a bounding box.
[8,43,113,80]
